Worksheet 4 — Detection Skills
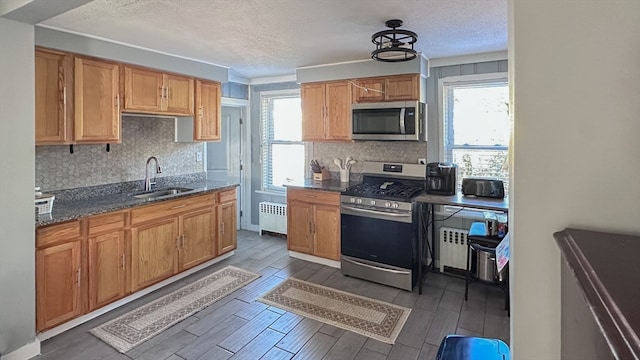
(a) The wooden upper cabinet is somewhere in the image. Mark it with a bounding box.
[301,81,351,141]
[385,74,420,101]
[74,57,121,143]
[301,83,326,141]
[352,77,385,103]
[218,200,237,255]
[325,81,351,140]
[35,49,73,145]
[124,67,164,112]
[194,79,221,141]
[164,74,194,115]
[353,74,420,102]
[123,66,193,116]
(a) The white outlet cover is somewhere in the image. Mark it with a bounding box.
[196,152,203,162]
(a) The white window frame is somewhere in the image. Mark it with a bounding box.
[437,72,509,219]
[260,89,308,193]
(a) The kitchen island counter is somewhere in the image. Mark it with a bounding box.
[36,180,238,227]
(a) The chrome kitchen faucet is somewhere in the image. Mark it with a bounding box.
[144,156,162,191]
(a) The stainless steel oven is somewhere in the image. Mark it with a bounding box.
[340,162,426,291]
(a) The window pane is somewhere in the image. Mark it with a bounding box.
[270,144,305,188]
[452,148,509,194]
[272,97,301,141]
[450,84,509,146]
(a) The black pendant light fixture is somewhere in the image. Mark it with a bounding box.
[371,19,418,62]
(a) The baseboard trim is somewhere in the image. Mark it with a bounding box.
[37,251,234,341]
[2,339,40,360]
[289,251,340,268]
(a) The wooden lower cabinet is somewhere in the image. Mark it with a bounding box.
[180,207,216,271]
[312,205,340,260]
[36,240,82,332]
[131,217,180,292]
[287,189,340,260]
[287,201,314,254]
[218,200,237,255]
[88,230,126,311]
[36,189,237,332]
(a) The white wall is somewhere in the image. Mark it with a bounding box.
[0,18,37,356]
[509,1,640,359]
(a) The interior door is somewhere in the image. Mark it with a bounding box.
[206,106,242,229]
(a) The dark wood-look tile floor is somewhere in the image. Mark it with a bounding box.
[36,230,510,360]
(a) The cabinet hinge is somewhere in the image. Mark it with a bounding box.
[240,210,243,217]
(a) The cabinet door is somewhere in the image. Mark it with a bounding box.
[35,49,73,144]
[180,207,216,270]
[353,78,385,103]
[74,58,121,143]
[324,81,352,141]
[218,201,237,255]
[88,230,125,311]
[313,205,341,260]
[194,80,221,141]
[287,201,314,254]
[36,241,82,331]
[301,83,326,141]
[124,67,164,112]
[131,217,179,291]
[164,74,194,115]
[386,74,420,101]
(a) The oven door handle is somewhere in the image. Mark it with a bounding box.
[341,205,412,218]
[342,256,411,275]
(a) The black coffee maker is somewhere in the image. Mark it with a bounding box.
[426,162,458,195]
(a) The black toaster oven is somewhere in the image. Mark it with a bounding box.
[461,178,505,199]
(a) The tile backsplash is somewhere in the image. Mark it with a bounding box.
[312,141,428,179]
[36,116,205,191]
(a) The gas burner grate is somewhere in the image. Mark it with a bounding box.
[344,182,424,200]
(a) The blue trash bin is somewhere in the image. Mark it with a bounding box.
[436,335,511,360]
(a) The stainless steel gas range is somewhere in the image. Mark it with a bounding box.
[340,161,426,291]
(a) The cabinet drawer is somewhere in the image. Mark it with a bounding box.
[37,220,81,248]
[216,188,236,203]
[287,189,339,206]
[88,212,127,236]
[131,193,215,225]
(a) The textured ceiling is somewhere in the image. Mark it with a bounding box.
[42,0,507,79]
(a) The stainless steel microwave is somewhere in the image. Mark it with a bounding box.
[351,101,426,141]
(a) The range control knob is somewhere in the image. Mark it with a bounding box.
[392,203,400,209]
[385,201,391,207]
[350,197,356,203]
[356,198,363,204]
[370,200,376,206]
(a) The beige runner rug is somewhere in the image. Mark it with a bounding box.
[91,265,260,353]
[257,278,411,344]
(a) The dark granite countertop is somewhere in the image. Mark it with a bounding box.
[36,180,239,227]
[555,228,640,359]
[283,179,352,192]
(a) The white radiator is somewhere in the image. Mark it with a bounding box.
[259,202,287,235]
[439,227,469,272]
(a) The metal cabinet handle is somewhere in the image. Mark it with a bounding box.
[159,86,164,99]
[170,204,187,210]
[62,86,67,105]
[115,95,120,109]
[221,222,225,235]
[181,234,186,248]
[76,268,81,287]
[120,254,125,270]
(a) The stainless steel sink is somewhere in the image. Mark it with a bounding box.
[132,187,194,199]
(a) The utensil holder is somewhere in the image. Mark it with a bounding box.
[340,169,350,183]
[313,168,331,181]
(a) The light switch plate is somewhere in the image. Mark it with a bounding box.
[196,152,203,162]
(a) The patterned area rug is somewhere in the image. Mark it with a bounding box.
[91,266,260,353]
[257,278,411,344]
